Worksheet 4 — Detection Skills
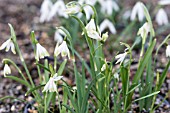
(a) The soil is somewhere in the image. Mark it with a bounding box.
[0,0,170,113]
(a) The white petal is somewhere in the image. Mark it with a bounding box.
[0,39,11,50]
[99,19,116,34]
[156,8,169,26]
[4,64,11,77]
[158,0,170,5]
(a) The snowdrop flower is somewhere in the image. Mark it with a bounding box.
[122,10,131,20]
[85,19,101,40]
[99,19,116,34]
[0,38,16,54]
[3,64,11,77]
[35,43,49,61]
[54,29,65,44]
[115,52,127,64]
[114,73,119,81]
[78,0,97,6]
[130,2,145,22]
[77,5,94,20]
[48,0,68,21]
[54,41,70,59]
[43,73,63,92]
[99,0,119,15]
[65,1,82,14]
[101,64,106,71]
[156,8,169,26]
[166,45,170,57]
[40,0,53,23]
[158,0,170,5]
[137,22,150,38]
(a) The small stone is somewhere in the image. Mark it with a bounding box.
[11,105,15,111]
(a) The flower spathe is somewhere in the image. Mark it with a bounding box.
[166,45,170,57]
[35,43,49,61]
[130,2,145,22]
[85,19,101,40]
[54,41,70,59]
[0,38,16,54]
[42,73,63,92]
[99,19,116,34]
[115,52,127,64]
[3,64,11,77]
[156,8,169,26]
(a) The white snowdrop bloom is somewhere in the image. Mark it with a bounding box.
[156,8,169,26]
[35,43,49,61]
[54,41,70,59]
[85,19,102,40]
[54,29,65,44]
[115,52,127,64]
[78,0,97,6]
[130,2,145,22]
[43,73,63,92]
[99,19,116,34]
[166,45,170,57]
[0,38,16,54]
[122,10,131,20]
[99,0,119,15]
[48,0,68,21]
[114,73,119,81]
[83,6,94,20]
[65,2,82,14]
[101,64,106,71]
[3,64,11,77]
[40,0,53,23]
[137,22,150,38]
[158,0,170,5]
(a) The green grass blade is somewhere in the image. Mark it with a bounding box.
[25,84,45,96]
[133,91,160,102]
[5,76,30,87]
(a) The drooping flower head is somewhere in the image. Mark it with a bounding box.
[156,8,169,26]
[85,19,102,40]
[40,0,53,23]
[0,38,16,54]
[99,19,116,34]
[54,41,70,59]
[130,2,145,22]
[137,22,150,39]
[43,73,63,92]
[35,43,49,61]
[48,0,68,21]
[99,0,119,15]
[65,1,82,14]
[115,52,127,64]
[54,29,65,44]
[3,64,11,77]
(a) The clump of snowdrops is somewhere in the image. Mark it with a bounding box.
[1,1,170,113]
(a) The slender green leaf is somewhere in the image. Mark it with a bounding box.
[6,76,30,87]
[133,91,160,102]
[57,59,67,76]
[25,84,45,96]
